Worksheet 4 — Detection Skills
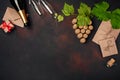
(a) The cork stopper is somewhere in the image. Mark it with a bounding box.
[107,58,116,68]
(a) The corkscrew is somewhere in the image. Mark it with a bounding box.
[29,0,54,16]
[29,0,42,16]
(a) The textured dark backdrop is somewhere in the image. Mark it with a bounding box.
[0,0,120,80]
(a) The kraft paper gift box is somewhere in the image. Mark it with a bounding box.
[0,20,14,33]
[99,37,118,57]
[92,21,119,57]
[92,21,120,45]
[2,7,24,28]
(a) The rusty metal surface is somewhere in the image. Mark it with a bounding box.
[0,0,120,80]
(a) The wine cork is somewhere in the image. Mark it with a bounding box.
[77,33,83,38]
[89,25,93,30]
[107,58,116,68]
[73,24,77,29]
[83,34,88,38]
[81,29,85,33]
[79,26,83,29]
[89,20,92,25]
[75,29,80,34]
[72,18,77,24]
[86,30,91,34]
[83,26,88,30]
[80,38,86,43]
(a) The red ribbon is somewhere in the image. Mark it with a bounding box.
[0,21,13,32]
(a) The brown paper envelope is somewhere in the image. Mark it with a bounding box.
[99,37,118,57]
[93,33,107,44]
[2,7,24,28]
[92,21,120,44]
[98,21,112,34]
[107,29,120,39]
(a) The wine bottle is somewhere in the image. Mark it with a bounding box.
[9,0,28,26]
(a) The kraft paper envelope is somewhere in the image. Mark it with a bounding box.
[99,37,118,57]
[107,29,120,39]
[92,21,120,44]
[2,7,24,28]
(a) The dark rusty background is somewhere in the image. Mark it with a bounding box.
[0,0,120,80]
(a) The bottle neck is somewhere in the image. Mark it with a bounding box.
[10,0,24,11]
[18,9,28,25]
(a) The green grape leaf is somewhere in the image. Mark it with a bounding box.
[77,15,91,26]
[78,3,91,16]
[94,1,109,11]
[57,15,64,22]
[92,1,110,21]
[110,9,120,29]
[62,3,74,16]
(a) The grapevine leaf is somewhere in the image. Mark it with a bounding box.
[110,9,120,29]
[62,3,74,16]
[94,1,109,11]
[92,1,110,21]
[77,15,91,26]
[57,15,64,22]
[78,3,91,16]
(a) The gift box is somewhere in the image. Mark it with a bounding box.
[2,7,24,28]
[0,20,14,33]
[92,21,119,57]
